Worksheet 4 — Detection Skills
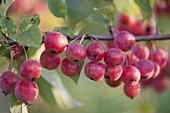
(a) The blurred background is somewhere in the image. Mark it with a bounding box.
[1,0,170,113]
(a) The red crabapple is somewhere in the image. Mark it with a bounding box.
[104,48,124,66]
[7,45,24,60]
[135,59,154,79]
[105,65,123,81]
[131,44,150,59]
[117,13,136,28]
[152,62,161,78]
[66,42,86,63]
[121,65,141,86]
[0,71,20,95]
[44,32,68,53]
[85,61,105,81]
[152,76,168,93]
[123,53,139,66]
[144,25,156,36]
[14,80,39,103]
[114,31,136,51]
[132,21,145,36]
[40,50,60,70]
[151,48,168,69]
[124,83,141,99]
[105,78,122,88]
[20,60,42,81]
[86,42,105,61]
[61,58,80,77]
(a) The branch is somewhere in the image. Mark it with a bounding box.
[1,34,170,46]
[70,34,170,42]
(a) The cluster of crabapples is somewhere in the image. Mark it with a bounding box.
[0,29,169,104]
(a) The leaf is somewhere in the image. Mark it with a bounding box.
[0,44,11,56]
[47,0,68,18]
[53,27,73,38]
[73,20,89,35]
[93,5,115,18]
[19,14,41,32]
[9,92,28,113]
[0,17,17,36]
[71,62,84,84]
[37,77,57,106]
[134,0,158,19]
[37,68,83,109]
[0,0,14,16]
[13,25,42,48]
[87,13,111,27]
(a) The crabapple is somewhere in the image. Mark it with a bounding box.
[20,60,42,81]
[105,65,123,81]
[124,83,141,99]
[114,31,135,51]
[121,65,141,86]
[135,59,154,79]
[66,42,86,63]
[105,78,122,88]
[40,50,60,70]
[86,42,105,61]
[85,61,105,81]
[104,48,124,66]
[14,80,39,103]
[61,58,80,77]
[44,32,68,54]
[0,71,20,95]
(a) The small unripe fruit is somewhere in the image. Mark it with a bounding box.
[14,80,39,103]
[114,31,135,51]
[61,58,80,77]
[40,50,60,70]
[44,32,68,53]
[20,60,42,81]
[104,48,124,66]
[86,42,105,61]
[135,59,154,79]
[124,83,141,99]
[0,71,20,95]
[121,65,141,86]
[85,61,105,81]
[105,78,122,88]
[66,42,86,63]
[105,65,123,81]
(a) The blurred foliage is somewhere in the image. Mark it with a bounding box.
[0,0,170,113]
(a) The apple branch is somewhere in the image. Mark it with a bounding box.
[1,34,170,46]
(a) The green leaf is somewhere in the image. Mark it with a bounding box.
[13,25,42,48]
[47,0,68,18]
[73,20,89,35]
[0,0,14,16]
[9,92,28,113]
[0,17,17,36]
[19,14,41,32]
[38,68,83,109]
[134,0,158,19]
[87,13,111,27]
[37,77,57,106]
[93,5,115,18]
[53,27,73,38]
[0,44,11,56]
[71,62,84,84]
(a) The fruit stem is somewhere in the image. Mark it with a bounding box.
[23,46,28,60]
